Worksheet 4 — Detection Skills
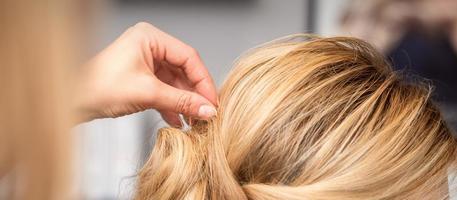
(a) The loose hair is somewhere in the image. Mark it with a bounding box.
[136,35,457,200]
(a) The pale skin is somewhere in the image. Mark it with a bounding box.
[77,22,218,126]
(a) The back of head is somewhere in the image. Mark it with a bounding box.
[135,35,457,200]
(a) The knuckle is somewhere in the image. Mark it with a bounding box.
[133,22,153,30]
[127,23,152,43]
[188,47,200,58]
[175,93,193,114]
[130,22,151,36]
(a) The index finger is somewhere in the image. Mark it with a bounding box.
[136,23,218,106]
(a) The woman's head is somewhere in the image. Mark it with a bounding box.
[136,35,457,200]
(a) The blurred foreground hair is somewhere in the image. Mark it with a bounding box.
[0,0,80,199]
[136,35,457,200]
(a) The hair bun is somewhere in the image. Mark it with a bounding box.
[135,127,207,199]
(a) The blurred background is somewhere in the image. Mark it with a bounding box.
[75,0,457,199]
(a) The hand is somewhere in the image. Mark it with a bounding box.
[77,22,217,126]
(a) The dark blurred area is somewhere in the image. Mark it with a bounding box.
[389,30,457,101]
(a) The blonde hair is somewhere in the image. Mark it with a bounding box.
[0,0,79,199]
[135,35,457,200]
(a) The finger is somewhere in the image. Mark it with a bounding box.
[159,111,181,128]
[152,80,217,119]
[157,34,218,106]
[134,23,218,105]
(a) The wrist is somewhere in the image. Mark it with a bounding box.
[74,63,105,122]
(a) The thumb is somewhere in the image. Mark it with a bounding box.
[152,81,217,119]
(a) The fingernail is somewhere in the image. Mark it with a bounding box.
[198,105,217,119]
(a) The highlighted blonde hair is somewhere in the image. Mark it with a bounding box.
[135,35,457,200]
